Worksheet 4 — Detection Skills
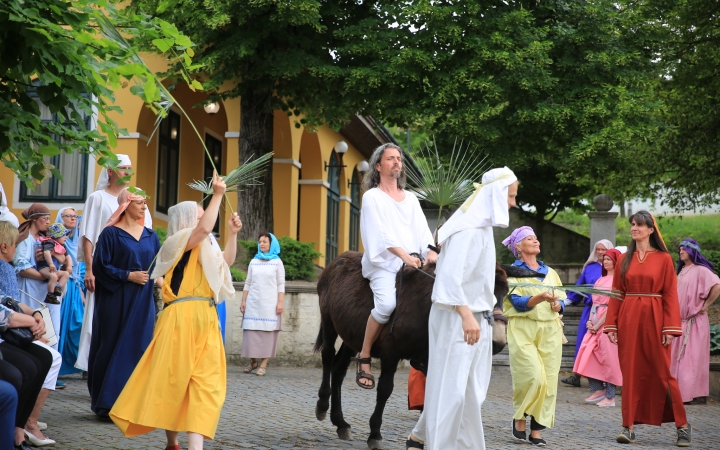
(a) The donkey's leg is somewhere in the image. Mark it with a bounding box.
[367,356,400,450]
[330,343,355,440]
[316,323,338,421]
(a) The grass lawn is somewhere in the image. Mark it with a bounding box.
[554,210,720,251]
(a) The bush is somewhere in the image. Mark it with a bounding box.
[705,250,720,277]
[154,226,168,245]
[711,324,720,355]
[239,236,322,281]
[229,266,246,282]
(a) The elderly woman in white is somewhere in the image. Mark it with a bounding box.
[240,232,285,376]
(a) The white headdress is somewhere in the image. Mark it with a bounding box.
[436,167,517,245]
[150,201,234,302]
[0,182,20,228]
[95,154,132,191]
[583,239,615,270]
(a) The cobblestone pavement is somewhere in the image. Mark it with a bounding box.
[44,366,716,449]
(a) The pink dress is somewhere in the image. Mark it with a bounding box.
[670,264,720,402]
[573,275,623,386]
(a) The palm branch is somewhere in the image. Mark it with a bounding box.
[508,282,624,299]
[96,15,270,213]
[405,137,491,240]
[187,152,274,194]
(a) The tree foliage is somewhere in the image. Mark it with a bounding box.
[0,0,199,185]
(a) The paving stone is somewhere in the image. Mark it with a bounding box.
[45,366,717,449]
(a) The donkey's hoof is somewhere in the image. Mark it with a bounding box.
[367,438,384,449]
[315,405,327,421]
[337,427,353,440]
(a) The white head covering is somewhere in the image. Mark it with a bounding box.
[95,154,132,191]
[615,246,628,254]
[437,167,517,245]
[151,201,234,303]
[0,182,20,228]
[583,239,614,270]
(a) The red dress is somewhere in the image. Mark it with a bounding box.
[604,251,687,427]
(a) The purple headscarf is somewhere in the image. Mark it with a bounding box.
[502,226,536,258]
[677,238,715,274]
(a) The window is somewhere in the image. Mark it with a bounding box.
[156,110,181,214]
[349,169,361,251]
[19,92,91,202]
[325,151,340,265]
[203,133,223,233]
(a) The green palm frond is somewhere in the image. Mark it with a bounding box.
[187,152,275,194]
[406,137,490,209]
[95,14,274,213]
[508,282,624,299]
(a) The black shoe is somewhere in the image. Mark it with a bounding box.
[81,371,88,380]
[44,292,60,305]
[15,443,32,450]
[512,420,526,441]
[616,427,636,444]
[53,285,63,297]
[405,438,424,449]
[676,424,691,447]
[561,373,581,387]
[529,437,547,446]
[684,396,707,405]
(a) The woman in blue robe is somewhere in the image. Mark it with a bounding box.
[55,207,85,375]
[562,239,612,387]
[87,190,160,417]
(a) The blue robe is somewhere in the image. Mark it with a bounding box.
[87,226,160,416]
[57,212,85,375]
[566,262,602,357]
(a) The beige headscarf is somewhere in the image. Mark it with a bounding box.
[150,201,234,303]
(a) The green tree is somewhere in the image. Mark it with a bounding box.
[0,0,199,183]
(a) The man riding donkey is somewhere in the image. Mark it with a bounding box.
[355,143,438,388]
[407,167,518,450]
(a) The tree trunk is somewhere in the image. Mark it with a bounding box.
[237,89,274,240]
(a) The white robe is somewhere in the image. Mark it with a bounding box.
[359,188,433,275]
[242,259,285,331]
[411,227,497,449]
[74,189,152,370]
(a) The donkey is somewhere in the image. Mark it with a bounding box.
[313,251,512,449]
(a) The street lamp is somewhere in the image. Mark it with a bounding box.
[325,140,349,171]
[348,160,370,188]
[203,102,220,115]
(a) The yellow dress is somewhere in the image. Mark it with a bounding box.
[503,268,565,428]
[110,247,226,439]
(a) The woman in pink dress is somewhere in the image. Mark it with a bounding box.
[671,238,720,404]
[573,248,623,407]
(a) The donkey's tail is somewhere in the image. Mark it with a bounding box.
[313,325,324,353]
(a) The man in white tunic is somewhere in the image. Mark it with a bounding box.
[75,155,152,371]
[356,143,437,388]
[407,167,518,450]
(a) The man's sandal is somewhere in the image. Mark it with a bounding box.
[351,355,375,389]
[243,361,259,374]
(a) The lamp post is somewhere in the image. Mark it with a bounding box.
[348,160,370,188]
[203,101,220,115]
[324,140,349,171]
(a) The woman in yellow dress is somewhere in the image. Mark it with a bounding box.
[110,174,241,450]
[502,226,566,446]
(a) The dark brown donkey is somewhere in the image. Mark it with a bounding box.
[313,251,511,449]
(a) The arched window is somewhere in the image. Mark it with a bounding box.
[349,169,361,251]
[325,150,340,265]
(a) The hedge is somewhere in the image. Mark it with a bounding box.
[239,236,321,281]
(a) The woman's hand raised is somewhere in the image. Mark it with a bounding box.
[212,171,226,196]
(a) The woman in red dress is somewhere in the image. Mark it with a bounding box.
[604,210,691,447]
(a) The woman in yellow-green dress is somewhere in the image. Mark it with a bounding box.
[502,226,566,447]
[110,174,241,450]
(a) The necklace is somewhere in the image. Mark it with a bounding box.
[635,249,657,264]
[678,264,693,281]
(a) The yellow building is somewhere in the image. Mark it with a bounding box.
[0,59,399,266]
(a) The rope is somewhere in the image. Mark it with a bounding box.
[389,253,428,335]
